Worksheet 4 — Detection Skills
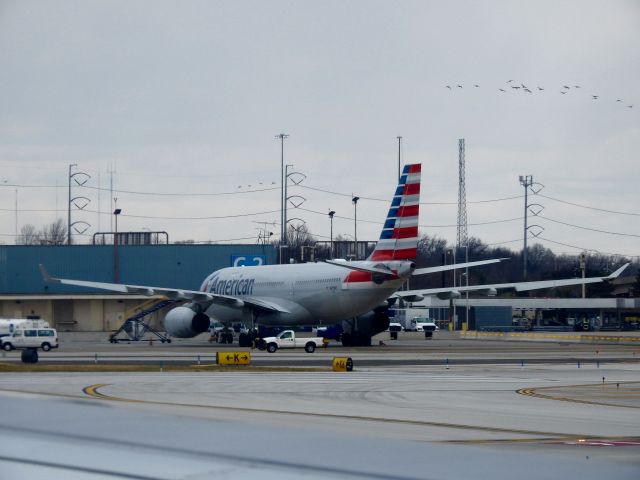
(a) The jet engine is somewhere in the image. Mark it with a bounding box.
[164,306,210,338]
[436,290,461,300]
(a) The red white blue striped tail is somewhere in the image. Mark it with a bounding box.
[368,163,421,261]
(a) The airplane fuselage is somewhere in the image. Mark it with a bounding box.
[199,262,406,326]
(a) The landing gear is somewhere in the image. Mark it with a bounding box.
[218,331,234,344]
[341,332,372,347]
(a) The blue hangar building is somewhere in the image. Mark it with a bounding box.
[0,244,275,332]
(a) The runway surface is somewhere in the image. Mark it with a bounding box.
[1,336,639,479]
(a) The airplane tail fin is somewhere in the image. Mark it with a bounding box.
[368,164,421,261]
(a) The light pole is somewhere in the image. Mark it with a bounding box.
[446,248,454,330]
[113,205,121,283]
[461,271,469,330]
[352,196,359,260]
[580,252,586,299]
[328,210,335,260]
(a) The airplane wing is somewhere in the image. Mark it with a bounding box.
[39,265,289,313]
[395,263,629,300]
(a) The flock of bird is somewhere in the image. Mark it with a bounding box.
[445,80,633,109]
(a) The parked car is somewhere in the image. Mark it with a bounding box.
[414,321,439,332]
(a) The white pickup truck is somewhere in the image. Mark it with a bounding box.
[261,330,324,353]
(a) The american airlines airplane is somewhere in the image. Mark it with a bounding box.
[41,163,628,346]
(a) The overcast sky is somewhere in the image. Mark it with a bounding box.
[0,0,638,259]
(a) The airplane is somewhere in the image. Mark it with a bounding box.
[39,163,629,346]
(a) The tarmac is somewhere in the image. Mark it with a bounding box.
[1,332,639,479]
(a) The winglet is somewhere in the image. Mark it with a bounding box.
[605,263,629,280]
[39,264,59,284]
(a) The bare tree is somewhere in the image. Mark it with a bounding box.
[40,219,67,245]
[17,224,40,245]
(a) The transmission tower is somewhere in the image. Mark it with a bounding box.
[456,138,469,331]
[456,139,468,259]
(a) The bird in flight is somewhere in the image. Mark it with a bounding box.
[446,85,452,89]
[507,79,514,83]
[474,84,479,87]
[537,87,544,91]
[628,105,633,108]
[560,91,567,94]
[563,85,570,89]
[498,88,506,92]
[457,85,463,88]
[616,99,622,102]
[592,95,599,99]
[574,85,581,88]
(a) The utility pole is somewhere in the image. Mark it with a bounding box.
[328,210,335,260]
[284,164,293,248]
[14,188,18,245]
[519,175,533,279]
[68,164,77,245]
[397,136,402,180]
[275,133,289,263]
[352,196,359,260]
[68,165,92,246]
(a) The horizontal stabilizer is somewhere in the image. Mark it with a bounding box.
[325,260,398,277]
[412,258,508,276]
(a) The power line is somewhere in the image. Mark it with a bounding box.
[486,238,523,246]
[538,193,640,216]
[0,182,280,197]
[297,184,523,205]
[537,235,639,259]
[539,215,640,238]
[297,206,522,228]
[0,206,280,221]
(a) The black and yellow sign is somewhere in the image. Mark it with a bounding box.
[216,351,251,366]
[332,356,353,372]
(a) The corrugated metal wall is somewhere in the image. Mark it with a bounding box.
[0,245,276,294]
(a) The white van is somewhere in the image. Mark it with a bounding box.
[0,327,58,351]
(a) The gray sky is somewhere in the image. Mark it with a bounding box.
[0,0,638,258]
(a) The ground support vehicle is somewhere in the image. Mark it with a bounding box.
[0,327,58,352]
[259,330,324,353]
[0,319,50,338]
